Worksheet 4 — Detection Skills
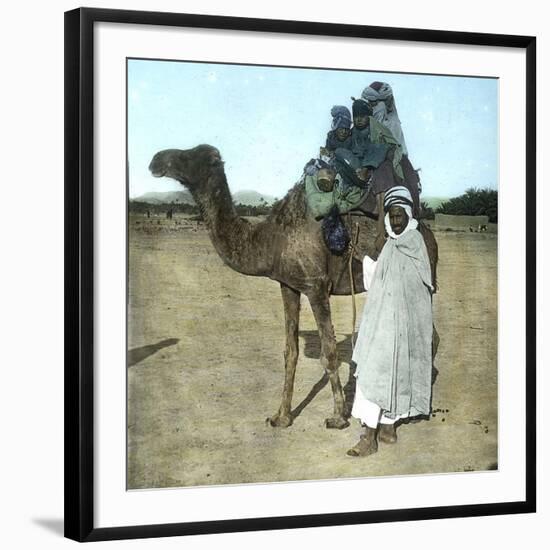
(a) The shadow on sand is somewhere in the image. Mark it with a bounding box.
[292,330,439,423]
[128,338,180,367]
[290,331,357,421]
[32,518,64,536]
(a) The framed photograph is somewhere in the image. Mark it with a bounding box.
[65,7,536,542]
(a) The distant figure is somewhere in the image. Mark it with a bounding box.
[146,210,150,218]
[166,209,173,220]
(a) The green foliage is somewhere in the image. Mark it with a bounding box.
[129,200,273,217]
[435,188,498,223]
[128,200,199,215]
[234,203,272,216]
[419,201,435,220]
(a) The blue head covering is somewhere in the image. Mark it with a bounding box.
[330,105,352,130]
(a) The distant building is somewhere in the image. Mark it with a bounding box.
[434,214,495,232]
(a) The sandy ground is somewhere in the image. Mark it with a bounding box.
[127,214,497,489]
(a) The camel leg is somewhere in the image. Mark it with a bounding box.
[269,284,300,428]
[308,292,349,430]
[432,324,440,386]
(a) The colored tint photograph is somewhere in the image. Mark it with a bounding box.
[127,58,498,489]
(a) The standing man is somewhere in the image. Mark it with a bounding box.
[347,186,434,457]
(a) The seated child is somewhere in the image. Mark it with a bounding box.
[302,105,364,221]
[325,105,352,152]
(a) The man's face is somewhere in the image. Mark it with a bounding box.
[388,206,409,235]
[353,114,369,130]
[335,127,350,141]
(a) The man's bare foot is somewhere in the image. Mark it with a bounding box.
[379,423,397,444]
[346,427,378,457]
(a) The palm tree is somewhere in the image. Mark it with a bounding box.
[436,188,497,222]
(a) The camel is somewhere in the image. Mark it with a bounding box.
[149,144,438,430]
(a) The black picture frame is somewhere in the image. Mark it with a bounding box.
[65,7,536,543]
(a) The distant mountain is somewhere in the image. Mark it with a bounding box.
[233,190,277,206]
[422,196,450,209]
[131,189,277,206]
[131,190,195,205]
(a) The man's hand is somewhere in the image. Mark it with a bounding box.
[347,241,363,262]
[356,167,371,182]
[319,147,334,159]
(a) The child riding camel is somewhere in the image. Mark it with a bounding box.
[347,186,434,457]
[304,105,366,221]
[324,105,352,153]
[304,99,418,253]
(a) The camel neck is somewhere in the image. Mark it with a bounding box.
[193,173,269,276]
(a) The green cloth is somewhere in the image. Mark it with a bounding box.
[350,127,389,168]
[304,174,367,220]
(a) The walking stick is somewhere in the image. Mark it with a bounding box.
[347,216,360,349]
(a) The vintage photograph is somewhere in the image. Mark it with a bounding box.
[127,58,498,489]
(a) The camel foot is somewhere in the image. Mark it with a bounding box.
[267,413,293,428]
[325,416,350,430]
[347,427,378,457]
[379,424,397,444]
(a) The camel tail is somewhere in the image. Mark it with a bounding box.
[417,221,439,293]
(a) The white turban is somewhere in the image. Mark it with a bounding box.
[384,186,418,239]
[361,81,394,103]
[384,185,413,218]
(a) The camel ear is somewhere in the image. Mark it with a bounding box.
[209,153,223,168]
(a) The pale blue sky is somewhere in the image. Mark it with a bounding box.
[128,59,498,200]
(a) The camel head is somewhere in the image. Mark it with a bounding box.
[149,145,224,194]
